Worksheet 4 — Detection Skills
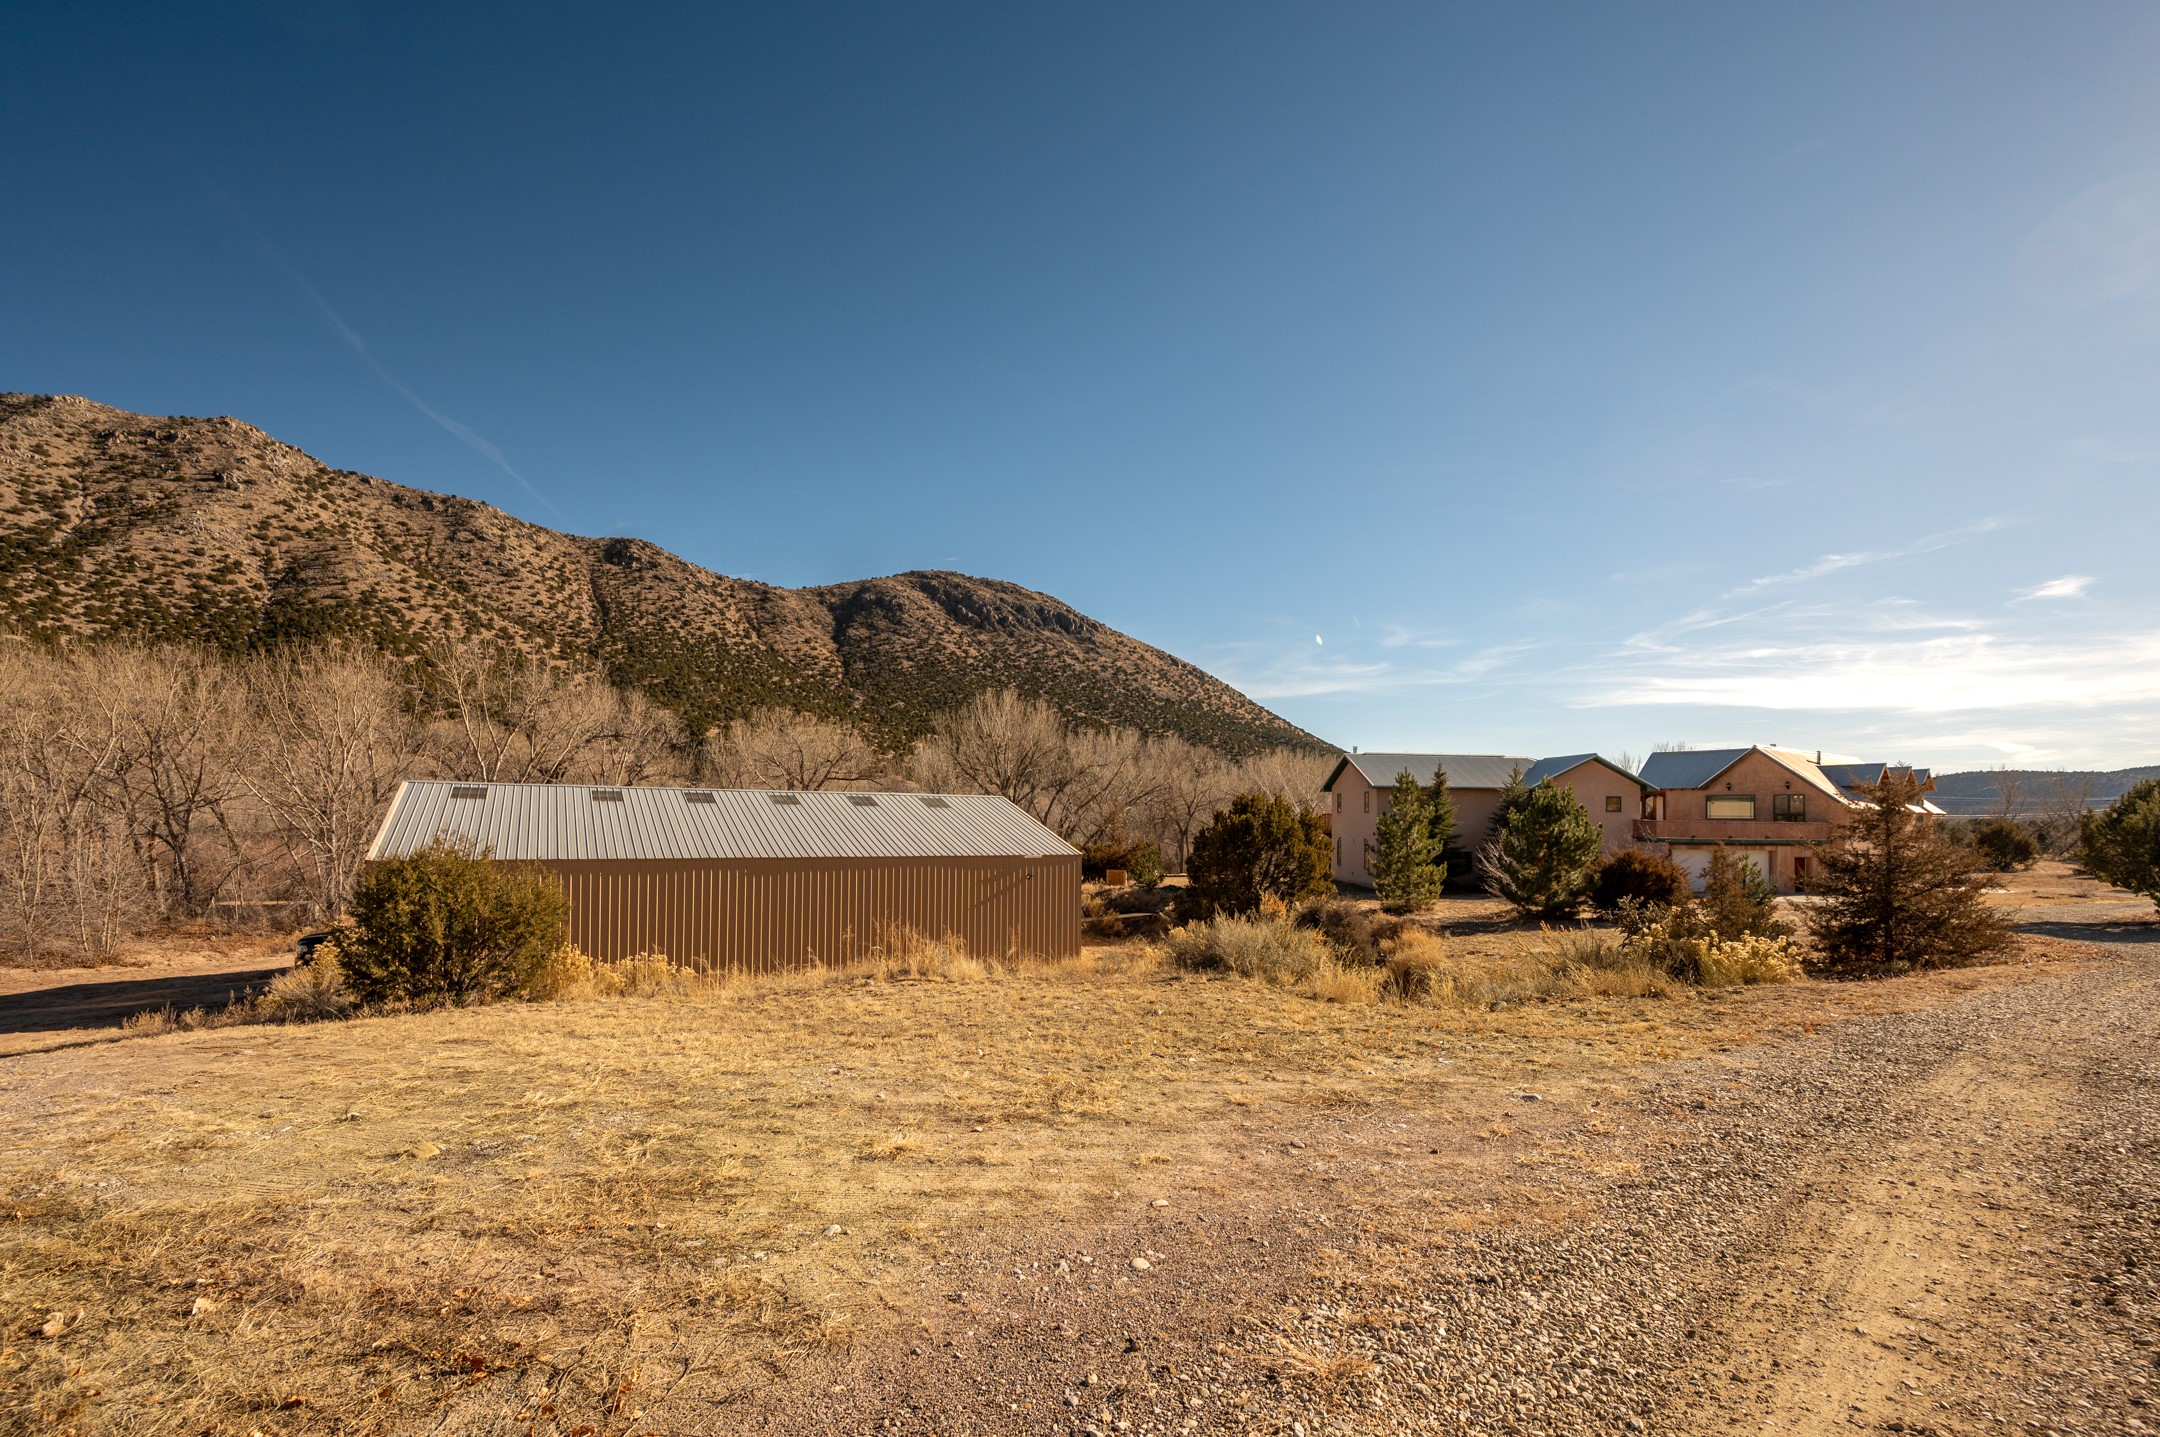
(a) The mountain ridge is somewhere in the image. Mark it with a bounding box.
[0,393,1322,754]
[1929,766,2159,816]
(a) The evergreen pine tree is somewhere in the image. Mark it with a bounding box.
[1369,770,1445,912]
[2080,778,2160,910]
[1424,761,1457,889]
[1487,763,1531,843]
[1187,792,1335,917]
[1478,780,1602,917]
[1699,847,1788,939]
[1810,774,2014,973]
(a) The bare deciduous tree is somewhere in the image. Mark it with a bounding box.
[79,645,246,917]
[421,639,683,787]
[702,708,887,790]
[0,645,143,957]
[1991,766,2024,822]
[2036,772,2097,855]
[906,690,1173,844]
[242,644,431,921]
[1133,735,1232,873]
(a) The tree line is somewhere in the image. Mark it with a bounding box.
[0,637,1330,962]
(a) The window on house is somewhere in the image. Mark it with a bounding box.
[1793,854,1811,888]
[1335,792,1342,813]
[1335,836,1342,865]
[1705,795,1756,820]
[1363,790,1371,815]
[1772,793,1807,821]
[1604,795,1623,813]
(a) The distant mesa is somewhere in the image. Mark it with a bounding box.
[0,393,1321,755]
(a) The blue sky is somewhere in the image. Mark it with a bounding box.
[6,3,2159,769]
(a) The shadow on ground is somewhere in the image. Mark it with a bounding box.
[2014,920,2160,946]
[0,968,285,1035]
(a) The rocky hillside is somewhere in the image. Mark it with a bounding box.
[0,394,1319,754]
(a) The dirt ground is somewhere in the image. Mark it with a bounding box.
[1,863,2153,1435]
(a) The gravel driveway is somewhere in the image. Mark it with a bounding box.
[725,941,2157,1436]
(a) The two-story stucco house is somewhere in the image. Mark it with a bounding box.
[1320,751,1650,888]
[1635,747,1943,893]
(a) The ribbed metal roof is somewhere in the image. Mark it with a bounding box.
[1638,748,1754,792]
[1326,753,1536,792]
[1520,752,1651,790]
[366,781,1080,863]
[1641,747,1856,804]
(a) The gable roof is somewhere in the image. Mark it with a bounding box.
[1819,762,1935,793]
[1323,753,1535,793]
[1639,747,1947,807]
[1637,748,1754,792]
[366,780,1079,863]
[1640,746,1853,802]
[1520,752,1653,792]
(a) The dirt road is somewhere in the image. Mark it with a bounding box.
[715,941,2158,1436]
[1329,939,2160,1437]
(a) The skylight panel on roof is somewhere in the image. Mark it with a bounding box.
[590,790,623,802]
[918,796,951,808]
[848,795,878,807]
[683,791,716,804]
[769,793,803,806]
[449,785,487,801]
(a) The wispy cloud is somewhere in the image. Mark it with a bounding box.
[237,215,560,516]
[1582,625,2160,714]
[1731,518,2003,595]
[2015,575,2093,602]
[1214,638,1544,700]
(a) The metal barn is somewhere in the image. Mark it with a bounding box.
[365,780,1081,969]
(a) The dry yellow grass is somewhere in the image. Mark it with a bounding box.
[0,921,2092,1435]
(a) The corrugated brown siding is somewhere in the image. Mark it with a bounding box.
[533,855,1081,969]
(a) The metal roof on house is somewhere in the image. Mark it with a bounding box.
[1819,762,1935,791]
[1521,753,1652,791]
[1638,748,1756,792]
[1324,753,1536,793]
[366,780,1080,863]
[1638,747,1929,806]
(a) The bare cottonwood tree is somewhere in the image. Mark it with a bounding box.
[702,707,888,790]
[421,639,683,786]
[78,645,247,917]
[0,645,143,957]
[1991,766,2025,822]
[1224,747,1334,811]
[908,690,1166,843]
[1133,735,1233,872]
[242,643,431,920]
[2036,772,2098,855]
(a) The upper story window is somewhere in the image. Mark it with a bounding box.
[1705,794,1756,820]
[1362,789,1371,814]
[1772,793,1807,821]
